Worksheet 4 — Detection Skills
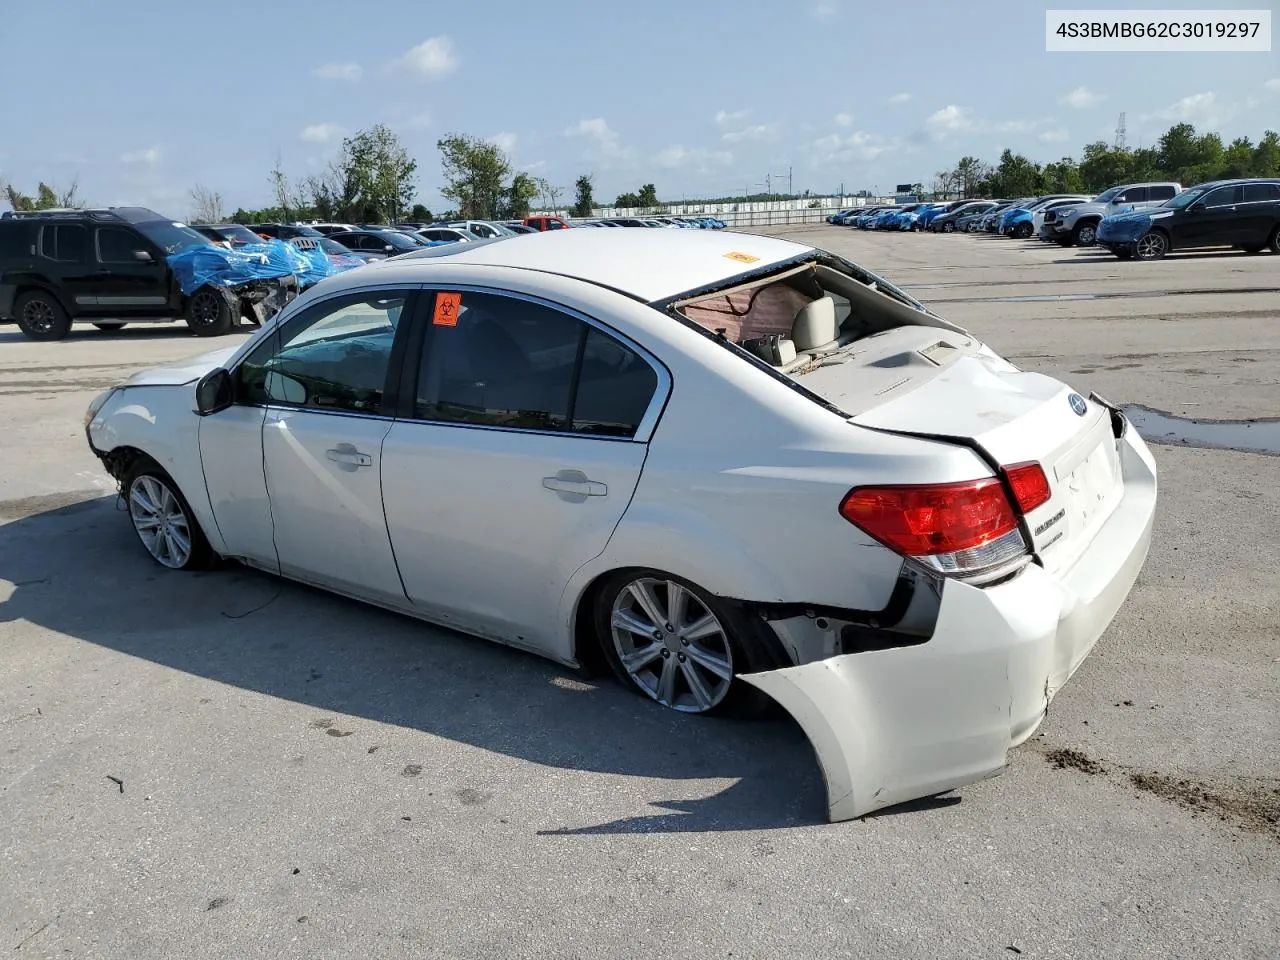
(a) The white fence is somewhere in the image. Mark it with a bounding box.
[537,196,898,228]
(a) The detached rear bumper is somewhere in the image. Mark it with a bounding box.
[743,410,1157,822]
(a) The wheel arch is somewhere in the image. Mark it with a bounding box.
[13,280,75,317]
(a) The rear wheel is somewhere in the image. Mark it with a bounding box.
[1268,226,1280,255]
[123,458,213,570]
[185,286,234,337]
[594,570,777,716]
[1072,221,1098,246]
[1134,231,1168,261]
[15,290,71,341]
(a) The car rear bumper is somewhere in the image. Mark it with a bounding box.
[742,406,1157,822]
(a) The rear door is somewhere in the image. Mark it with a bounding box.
[1173,185,1242,247]
[93,225,170,317]
[380,288,664,652]
[1237,182,1280,245]
[244,287,420,604]
[37,223,94,314]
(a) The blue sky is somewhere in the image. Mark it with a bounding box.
[1,0,1277,216]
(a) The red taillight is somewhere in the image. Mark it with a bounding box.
[839,479,1019,556]
[1002,461,1052,513]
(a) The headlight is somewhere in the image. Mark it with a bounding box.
[84,387,120,430]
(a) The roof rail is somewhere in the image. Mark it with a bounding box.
[1,207,125,222]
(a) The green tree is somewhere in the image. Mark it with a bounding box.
[1041,157,1083,193]
[342,124,418,222]
[985,149,1045,198]
[408,203,433,222]
[636,183,659,208]
[614,191,641,208]
[570,173,596,217]
[1253,131,1280,176]
[1220,137,1256,178]
[1078,142,1134,192]
[505,172,539,219]
[953,157,991,198]
[437,133,510,219]
[2,179,81,211]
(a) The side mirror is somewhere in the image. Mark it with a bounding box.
[1188,202,1204,214]
[1113,195,1128,204]
[134,249,154,262]
[194,368,233,416]
[385,244,395,253]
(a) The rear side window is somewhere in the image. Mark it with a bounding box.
[39,224,89,262]
[413,291,657,438]
[0,221,37,258]
[1149,185,1178,201]
[1242,183,1280,202]
[1122,187,1148,203]
[97,227,143,263]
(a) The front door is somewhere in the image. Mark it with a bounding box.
[234,286,420,603]
[1173,185,1242,248]
[92,225,170,318]
[380,289,664,654]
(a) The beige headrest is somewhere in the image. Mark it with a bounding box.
[791,296,838,351]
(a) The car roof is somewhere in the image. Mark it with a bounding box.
[326,228,812,302]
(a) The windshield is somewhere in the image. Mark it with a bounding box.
[215,225,266,246]
[318,237,358,256]
[1164,186,1209,209]
[1094,186,1123,203]
[379,231,423,250]
[135,220,212,254]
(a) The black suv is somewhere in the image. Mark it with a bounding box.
[0,207,295,340]
[1096,179,1280,260]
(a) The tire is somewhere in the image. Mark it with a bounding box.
[123,457,214,571]
[15,290,71,341]
[1268,226,1280,255]
[1114,247,1134,260]
[185,285,235,337]
[93,322,127,331]
[593,570,781,717]
[1134,230,1169,261]
[1014,222,1033,239]
[1071,221,1099,247]
[941,221,955,233]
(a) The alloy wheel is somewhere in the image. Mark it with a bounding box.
[609,577,734,713]
[188,290,222,329]
[21,298,56,334]
[1076,224,1097,246]
[128,474,193,569]
[1135,232,1167,260]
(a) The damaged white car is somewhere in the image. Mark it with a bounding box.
[84,229,1157,821]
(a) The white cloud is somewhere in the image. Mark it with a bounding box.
[811,0,840,18]
[120,146,162,164]
[489,132,518,154]
[1265,78,1280,94]
[313,62,362,81]
[300,122,345,143]
[1061,86,1106,109]
[888,92,912,105]
[833,112,853,127]
[809,130,894,165]
[1142,91,1231,128]
[392,36,458,79]
[722,123,777,143]
[565,117,629,161]
[1039,129,1070,143]
[715,109,749,125]
[655,145,734,170]
[994,120,1036,134]
[924,105,972,138]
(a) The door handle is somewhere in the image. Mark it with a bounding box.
[326,447,372,467]
[542,472,607,497]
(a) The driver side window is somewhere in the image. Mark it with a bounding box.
[1202,186,1239,208]
[235,290,412,414]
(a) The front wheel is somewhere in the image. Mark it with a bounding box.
[1134,231,1168,261]
[594,571,776,716]
[942,221,955,233]
[124,459,214,570]
[1014,222,1033,239]
[185,285,235,337]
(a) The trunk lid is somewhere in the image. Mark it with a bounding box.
[793,328,1124,574]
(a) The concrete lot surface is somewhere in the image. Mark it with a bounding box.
[2,230,1277,959]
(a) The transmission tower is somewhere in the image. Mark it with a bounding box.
[1114,112,1127,150]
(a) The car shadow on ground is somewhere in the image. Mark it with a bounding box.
[0,495,827,835]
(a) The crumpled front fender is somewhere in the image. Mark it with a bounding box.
[741,574,1062,822]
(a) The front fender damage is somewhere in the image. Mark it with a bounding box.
[741,574,1059,822]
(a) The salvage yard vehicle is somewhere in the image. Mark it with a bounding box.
[1001,196,1091,238]
[1097,178,1280,261]
[1041,182,1181,247]
[0,207,296,340]
[330,228,431,258]
[929,200,997,232]
[83,229,1157,822]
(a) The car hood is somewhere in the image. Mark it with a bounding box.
[123,345,241,387]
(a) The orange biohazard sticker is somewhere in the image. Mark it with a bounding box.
[433,292,462,326]
[724,251,760,264]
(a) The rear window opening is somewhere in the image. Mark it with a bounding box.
[669,256,967,377]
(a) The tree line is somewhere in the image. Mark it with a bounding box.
[933,123,1280,200]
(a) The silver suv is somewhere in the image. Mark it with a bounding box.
[1042,182,1182,246]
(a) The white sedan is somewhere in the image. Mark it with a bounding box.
[84,229,1157,822]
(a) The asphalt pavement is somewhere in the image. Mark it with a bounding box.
[2,228,1277,959]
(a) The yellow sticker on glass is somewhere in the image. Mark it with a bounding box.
[724,251,760,264]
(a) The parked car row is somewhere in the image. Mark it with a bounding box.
[842,179,1280,262]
